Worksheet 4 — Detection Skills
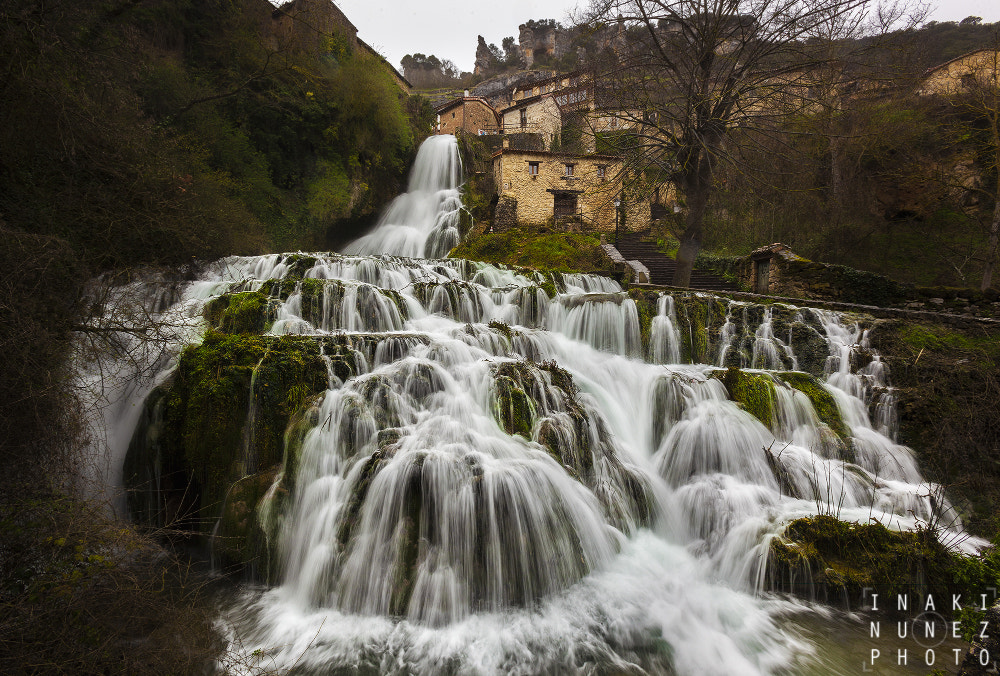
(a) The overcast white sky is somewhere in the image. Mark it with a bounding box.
[335,0,999,74]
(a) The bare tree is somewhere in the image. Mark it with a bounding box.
[581,0,915,287]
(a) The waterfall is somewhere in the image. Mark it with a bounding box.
[91,136,983,674]
[342,134,463,259]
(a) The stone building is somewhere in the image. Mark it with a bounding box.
[499,96,562,148]
[436,96,501,136]
[498,71,595,150]
[491,145,649,232]
[917,48,1000,96]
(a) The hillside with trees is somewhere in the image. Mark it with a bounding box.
[0,0,433,670]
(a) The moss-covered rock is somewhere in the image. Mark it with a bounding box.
[449,227,616,277]
[768,515,1000,611]
[787,319,830,377]
[128,332,330,534]
[205,291,273,334]
[493,374,535,438]
[713,367,777,429]
[628,288,657,355]
[868,319,1000,538]
[215,467,282,577]
[337,449,392,550]
[488,359,656,533]
[777,371,851,441]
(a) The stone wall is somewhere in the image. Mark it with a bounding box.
[721,244,1000,318]
[500,97,561,149]
[918,49,1000,96]
[492,149,648,231]
[270,0,358,54]
[437,98,499,136]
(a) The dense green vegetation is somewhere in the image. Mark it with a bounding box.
[770,515,1000,617]
[0,0,432,671]
[703,81,1000,289]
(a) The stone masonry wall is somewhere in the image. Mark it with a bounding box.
[919,49,1000,96]
[501,97,561,150]
[438,99,499,136]
[493,149,649,231]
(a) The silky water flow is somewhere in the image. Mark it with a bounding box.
[83,135,980,674]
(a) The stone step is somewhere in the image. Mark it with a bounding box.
[613,235,738,290]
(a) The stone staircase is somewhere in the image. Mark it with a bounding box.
[614,232,739,291]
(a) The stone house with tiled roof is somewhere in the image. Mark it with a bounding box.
[491,145,652,232]
[435,96,501,136]
[917,48,1000,96]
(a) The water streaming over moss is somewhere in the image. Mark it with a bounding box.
[95,136,991,674]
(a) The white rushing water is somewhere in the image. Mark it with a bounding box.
[84,135,983,674]
[342,134,463,259]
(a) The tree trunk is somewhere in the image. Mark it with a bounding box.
[830,134,846,223]
[981,199,1000,291]
[672,185,709,288]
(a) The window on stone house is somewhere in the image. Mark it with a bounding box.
[528,162,539,176]
[564,164,574,177]
[452,112,456,118]
[597,165,606,180]
[520,109,527,128]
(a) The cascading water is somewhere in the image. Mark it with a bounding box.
[342,134,463,259]
[94,135,983,674]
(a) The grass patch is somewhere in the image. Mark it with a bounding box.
[450,227,616,276]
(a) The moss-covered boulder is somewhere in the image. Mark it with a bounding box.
[214,467,283,577]
[713,367,777,430]
[125,332,331,535]
[768,515,1000,610]
[205,291,274,334]
[489,359,657,532]
[777,371,851,441]
[868,319,1000,537]
[627,287,657,355]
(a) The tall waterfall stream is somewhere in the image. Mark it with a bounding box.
[83,135,981,674]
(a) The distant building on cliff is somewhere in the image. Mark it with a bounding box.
[917,48,1000,96]
[270,0,410,91]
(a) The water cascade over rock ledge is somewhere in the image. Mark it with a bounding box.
[104,136,992,673]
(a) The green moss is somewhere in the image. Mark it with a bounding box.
[628,288,657,354]
[449,228,615,276]
[337,451,390,549]
[390,453,425,617]
[205,291,272,334]
[157,332,328,529]
[493,375,535,438]
[769,515,1000,609]
[899,323,998,353]
[778,371,851,440]
[284,254,318,278]
[538,274,558,299]
[674,296,713,364]
[713,367,776,429]
[487,319,514,342]
[215,467,281,576]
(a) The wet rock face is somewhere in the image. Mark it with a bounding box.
[960,600,1000,675]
